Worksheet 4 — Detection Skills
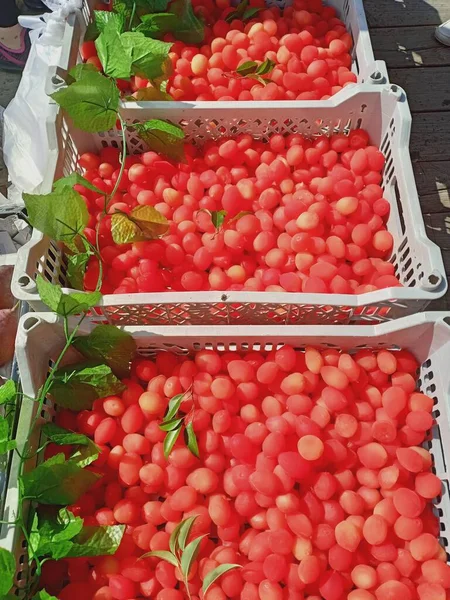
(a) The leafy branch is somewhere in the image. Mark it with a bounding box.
[235,58,276,86]
[225,0,261,23]
[0,285,139,596]
[143,517,240,598]
[27,72,184,290]
[160,388,199,458]
[199,209,251,236]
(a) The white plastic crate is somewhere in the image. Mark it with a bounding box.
[12,85,447,325]
[2,311,450,590]
[69,0,388,90]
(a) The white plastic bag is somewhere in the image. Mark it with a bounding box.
[2,0,82,199]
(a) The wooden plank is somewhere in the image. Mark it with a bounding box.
[421,216,450,309]
[410,113,450,162]
[370,27,450,68]
[414,161,450,214]
[423,213,450,252]
[428,293,450,311]
[364,0,450,28]
[389,67,450,112]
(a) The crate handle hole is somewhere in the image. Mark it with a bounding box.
[389,84,405,101]
[22,316,41,331]
[421,270,444,292]
[369,70,384,83]
[18,275,36,292]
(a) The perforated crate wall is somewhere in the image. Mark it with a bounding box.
[3,313,450,593]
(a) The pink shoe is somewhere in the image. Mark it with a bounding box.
[0,27,30,72]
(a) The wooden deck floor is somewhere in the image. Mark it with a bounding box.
[364,0,450,309]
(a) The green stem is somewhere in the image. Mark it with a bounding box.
[19,314,86,467]
[183,576,192,600]
[94,114,128,291]
[129,1,136,30]
[105,115,128,213]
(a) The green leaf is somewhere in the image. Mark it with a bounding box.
[71,439,100,468]
[169,520,184,555]
[134,119,185,162]
[36,276,101,317]
[113,0,170,25]
[0,380,16,405]
[257,58,275,76]
[20,454,101,505]
[136,13,178,38]
[84,10,125,42]
[51,68,119,133]
[247,73,270,86]
[177,516,197,551]
[140,550,179,567]
[159,418,184,432]
[243,7,261,20]
[96,17,132,79]
[24,188,89,244]
[65,524,125,557]
[73,325,137,379]
[202,564,242,596]
[169,0,204,44]
[0,548,15,596]
[111,204,169,245]
[33,590,59,600]
[95,10,125,34]
[67,252,91,290]
[169,515,197,555]
[84,20,100,42]
[30,510,124,560]
[50,362,126,411]
[226,0,260,23]
[180,535,206,578]
[31,508,84,560]
[164,392,185,422]
[42,423,91,447]
[0,415,16,455]
[121,32,172,80]
[185,422,199,458]
[231,211,252,222]
[225,0,248,22]
[67,62,98,83]
[163,425,182,459]
[211,210,227,230]
[53,173,105,197]
[236,60,257,76]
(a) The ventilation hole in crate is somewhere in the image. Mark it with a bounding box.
[240,343,249,350]
[393,178,406,235]
[424,371,435,381]
[252,343,262,351]
[386,163,395,183]
[353,53,359,76]
[426,384,437,395]
[404,269,414,283]
[380,133,390,154]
